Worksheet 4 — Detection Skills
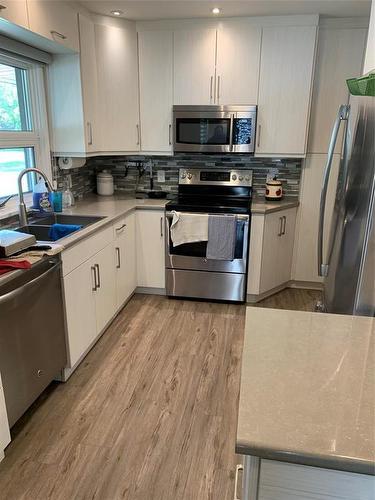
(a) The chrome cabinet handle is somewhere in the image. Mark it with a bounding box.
[50,30,67,40]
[318,104,349,277]
[217,75,221,102]
[169,124,172,145]
[115,223,126,232]
[278,217,283,237]
[282,216,286,235]
[136,124,140,145]
[87,121,93,146]
[229,113,234,151]
[95,263,101,289]
[210,76,213,102]
[257,124,261,148]
[234,464,243,500]
[115,247,121,269]
[91,266,97,292]
[160,216,163,238]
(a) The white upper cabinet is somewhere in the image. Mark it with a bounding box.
[308,27,367,154]
[138,30,173,152]
[78,13,99,153]
[216,23,261,105]
[256,26,317,157]
[95,19,140,152]
[27,0,79,52]
[0,0,28,28]
[173,28,217,105]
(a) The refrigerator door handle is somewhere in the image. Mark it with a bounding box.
[318,104,350,277]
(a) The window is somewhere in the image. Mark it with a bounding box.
[0,53,51,201]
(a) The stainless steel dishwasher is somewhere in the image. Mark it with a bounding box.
[0,257,67,427]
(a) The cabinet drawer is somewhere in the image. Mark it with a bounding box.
[113,213,133,240]
[62,225,113,276]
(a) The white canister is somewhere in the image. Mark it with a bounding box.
[265,178,283,200]
[97,170,114,196]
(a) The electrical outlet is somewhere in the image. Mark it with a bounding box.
[157,170,166,183]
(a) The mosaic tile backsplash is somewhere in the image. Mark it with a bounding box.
[55,154,302,200]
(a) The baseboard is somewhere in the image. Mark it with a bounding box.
[289,280,323,290]
[247,280,323,303]
[247,282,290,303]
[136,287,166,295]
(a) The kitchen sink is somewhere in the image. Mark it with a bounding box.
[15,225,56,242]
[29,214,105,227]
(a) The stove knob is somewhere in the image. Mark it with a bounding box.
[181,172,186,179]
[245,176,250,181]
[187,173,193,180]
[239,176,244,181]
[231,174,237,181]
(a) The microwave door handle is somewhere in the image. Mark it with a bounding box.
[318,104,349,277]
[229,114,234,152]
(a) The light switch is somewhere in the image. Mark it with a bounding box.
[157,170,165,183]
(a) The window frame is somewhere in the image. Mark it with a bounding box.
[0,51,52,201]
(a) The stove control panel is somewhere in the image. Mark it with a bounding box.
[179,169,253,187]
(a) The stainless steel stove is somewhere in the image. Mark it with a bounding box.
[165,168,252,302]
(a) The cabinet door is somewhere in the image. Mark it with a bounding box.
[136,210,165,289]
[78,13,98,153]
[256,26,317,157]
[138,30,173,152]
[0,375,10,458]
[27,0,79,52]
[94,244,117,334]
[63,259,97,367]
[173,28,217,105]
[0,0,28,28]
[260,212,284,293]
[114,213,137,308]
[95,21,140,152]
[278,208,297,285]
[216,23,261,105]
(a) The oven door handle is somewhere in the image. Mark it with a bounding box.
[165,212,249,221]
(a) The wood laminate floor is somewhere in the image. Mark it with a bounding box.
[0,288,320,500]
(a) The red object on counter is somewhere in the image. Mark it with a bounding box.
[0,260,32,275]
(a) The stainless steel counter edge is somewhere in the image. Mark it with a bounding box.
[251,198,299,214]
[235,443,375,476]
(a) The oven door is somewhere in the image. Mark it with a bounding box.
[173,110,233,153]
[165,212,250,273]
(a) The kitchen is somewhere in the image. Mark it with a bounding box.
[0,0,374,498]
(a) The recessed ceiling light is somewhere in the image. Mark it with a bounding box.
[212,7,221,14]
[111,10,123,16]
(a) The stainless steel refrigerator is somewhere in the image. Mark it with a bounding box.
[318,95,374,316]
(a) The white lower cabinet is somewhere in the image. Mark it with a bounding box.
[0,374,10,461]
[247,207,297,300]
[239,457,375,500]
[113,212,137,309]
[136,210,165,289]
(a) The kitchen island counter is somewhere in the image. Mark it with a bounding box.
[237,307,375,476]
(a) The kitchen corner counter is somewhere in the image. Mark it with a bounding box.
[49,193,168,249]
[251,197,299,214]
[236,307,375,475]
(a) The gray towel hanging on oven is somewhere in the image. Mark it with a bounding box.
[206,215,237,260]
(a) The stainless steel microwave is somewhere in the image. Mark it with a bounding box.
[173,105,257,153]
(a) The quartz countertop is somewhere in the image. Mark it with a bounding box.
[251,197,299,214]
[236,307,375,475]
[45,193,168,249]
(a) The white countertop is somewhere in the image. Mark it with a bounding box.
[237,307,375,475]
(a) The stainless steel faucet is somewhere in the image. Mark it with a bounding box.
[18,168,54,226]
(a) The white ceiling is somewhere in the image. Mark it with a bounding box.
[79,0,372,21]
